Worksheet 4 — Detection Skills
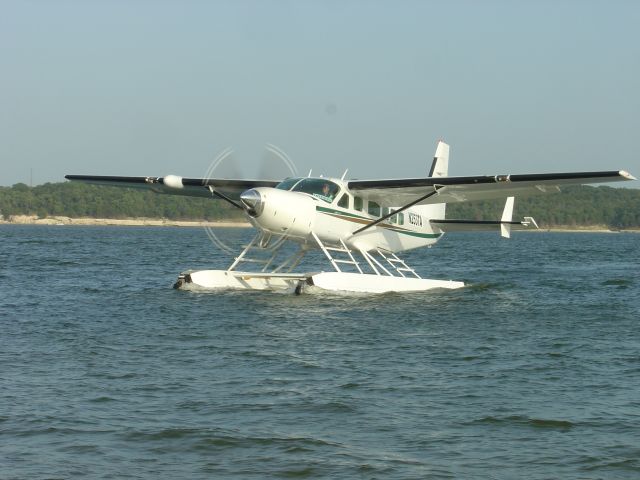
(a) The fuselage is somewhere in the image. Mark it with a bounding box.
[240,177,444,253]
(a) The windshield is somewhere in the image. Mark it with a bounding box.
[275,177,303,190]
[291,178,340,203]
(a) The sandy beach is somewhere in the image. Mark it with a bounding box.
[0,215,251,228]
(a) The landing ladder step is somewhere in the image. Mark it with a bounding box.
[311,231,364,275]
[374,249,422,279]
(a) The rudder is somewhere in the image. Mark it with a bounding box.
[415,140,449,220]
[428,140,449,177]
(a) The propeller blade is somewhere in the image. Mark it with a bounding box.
[204,147,245,180]
[204,144,297,258]
[257,143,298,180]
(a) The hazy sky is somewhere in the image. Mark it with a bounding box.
[2,0,639,186]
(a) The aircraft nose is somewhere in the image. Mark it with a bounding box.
[240,189,264,217]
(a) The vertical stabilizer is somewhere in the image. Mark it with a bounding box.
[500,197,515,238]
[414,140,449,220]
[428,140,449,177]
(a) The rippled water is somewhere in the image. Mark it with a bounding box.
[1,225,639,479]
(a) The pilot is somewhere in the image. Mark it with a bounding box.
[313,182,334,203]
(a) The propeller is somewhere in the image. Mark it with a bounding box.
[203,147,242,183]
[258,144,298,181]
[203,144,298,255]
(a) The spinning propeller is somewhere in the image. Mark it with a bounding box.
[202,144,298,254]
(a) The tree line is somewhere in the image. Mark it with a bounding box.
[0,182,243,221]
[1,181,639,228]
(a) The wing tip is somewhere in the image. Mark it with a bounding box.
[620,170,636,181]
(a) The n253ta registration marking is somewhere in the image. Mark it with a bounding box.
[408,212,423,226]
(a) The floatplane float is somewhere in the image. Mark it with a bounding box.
[66,141,635,294]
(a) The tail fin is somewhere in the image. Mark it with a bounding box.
[414,140,449,220]
[500,197,515,238]
[428,140,449,177]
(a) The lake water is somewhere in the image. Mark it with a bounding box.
[1,225,639,479]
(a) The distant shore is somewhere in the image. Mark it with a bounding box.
[1,214,639,232]
[0,215,250,228]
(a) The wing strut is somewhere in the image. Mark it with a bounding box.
[208,186,244,210]
[352,186,444,235]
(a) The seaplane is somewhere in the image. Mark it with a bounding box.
[66,141,635,294]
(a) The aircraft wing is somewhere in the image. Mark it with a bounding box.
[65,175,279,200]
[347,170,636,205]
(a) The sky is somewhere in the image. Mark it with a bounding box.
[1,0,639,186]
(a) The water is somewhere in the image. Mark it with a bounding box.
[1,225,639,479]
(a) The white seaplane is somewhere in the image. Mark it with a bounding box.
[66,141,635,294]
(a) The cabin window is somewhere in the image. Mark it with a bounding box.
[368,201,381,217]
[275,177,303,191]
[354,196,363,211]
[337,193,349,209]
[388,209,403,224]
[381,207,390,217]
[291,178,340,203]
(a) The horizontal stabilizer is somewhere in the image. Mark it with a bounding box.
[430,218,538,234]
[431,195,537,236]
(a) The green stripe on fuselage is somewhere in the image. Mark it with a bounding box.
[315,205,442,239]
[316,205,367,220]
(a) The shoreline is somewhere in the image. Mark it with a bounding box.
[0,215,251,228]
[1,215,638,233]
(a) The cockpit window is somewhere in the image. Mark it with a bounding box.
[291,178,340,203]
[275,177,303,191]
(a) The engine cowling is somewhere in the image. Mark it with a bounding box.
[242,187,316,241]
